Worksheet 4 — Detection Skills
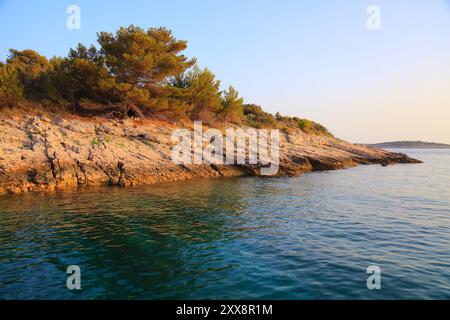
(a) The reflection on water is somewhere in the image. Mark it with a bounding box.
[0,149,449,299]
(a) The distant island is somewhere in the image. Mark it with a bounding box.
[369,141,450,149]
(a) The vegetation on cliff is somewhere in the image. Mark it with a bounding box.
[0,25,332,137]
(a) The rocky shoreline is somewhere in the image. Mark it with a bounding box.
[0,112,421,194]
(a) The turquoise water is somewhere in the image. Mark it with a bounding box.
[0,149,449,299]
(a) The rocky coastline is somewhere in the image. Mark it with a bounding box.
[0,112,421,194]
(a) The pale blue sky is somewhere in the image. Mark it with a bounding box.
[1,0,449,143]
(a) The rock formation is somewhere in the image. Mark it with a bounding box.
[0,112,421,194]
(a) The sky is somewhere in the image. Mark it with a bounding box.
[0,0,449,143]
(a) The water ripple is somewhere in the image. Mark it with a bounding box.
[0,149,449,299]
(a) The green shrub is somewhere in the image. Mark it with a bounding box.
[293,117,333,137]
[243,104,277,128]
[6,49,50,100]
[170,66,222,123]
[0,63,24,106]
[220,86,244,124]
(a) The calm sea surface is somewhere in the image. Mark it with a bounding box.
[0,149,449,299]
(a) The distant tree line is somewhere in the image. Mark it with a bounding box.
[0,25,332,136]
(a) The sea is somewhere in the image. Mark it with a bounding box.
[0,149,449,299]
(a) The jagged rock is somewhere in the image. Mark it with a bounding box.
[52,115,67,127]
[0,112,422,194]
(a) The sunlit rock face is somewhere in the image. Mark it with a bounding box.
[0,112,420,194]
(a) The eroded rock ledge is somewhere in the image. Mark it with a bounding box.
[0,112,421,194]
